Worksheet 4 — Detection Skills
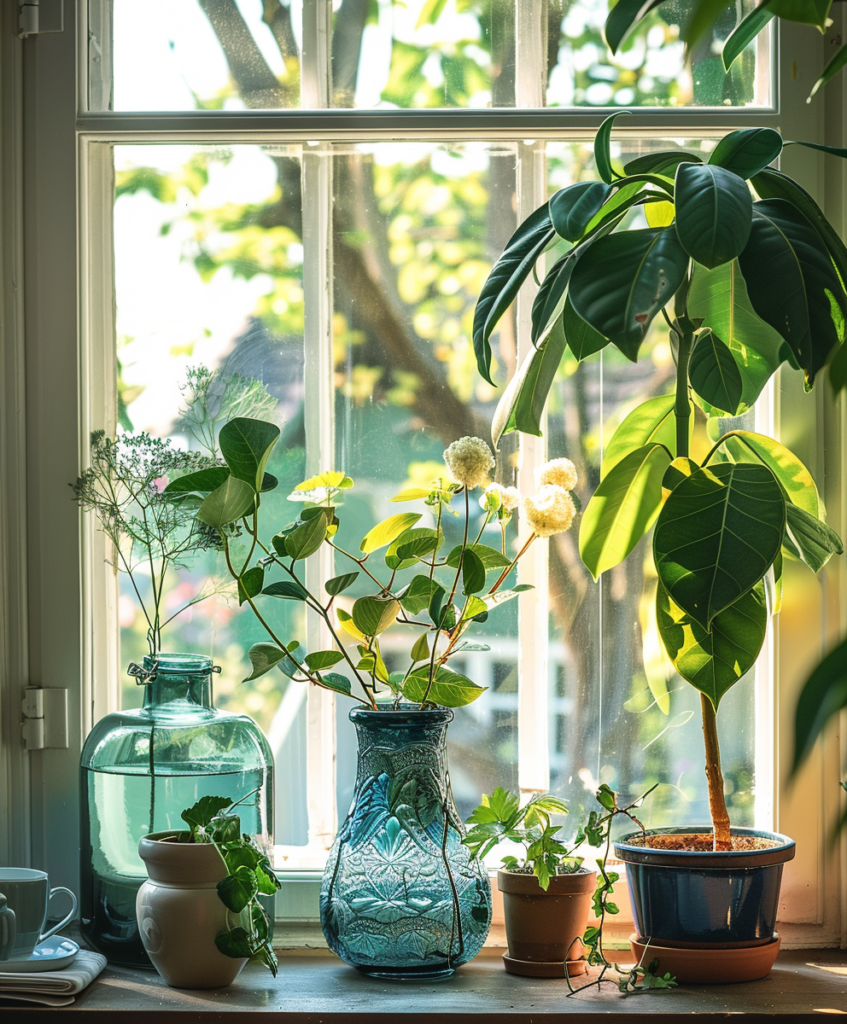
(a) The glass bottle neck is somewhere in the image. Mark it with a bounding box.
[138,654,216,712]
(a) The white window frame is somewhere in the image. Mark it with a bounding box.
[2,0,846,949]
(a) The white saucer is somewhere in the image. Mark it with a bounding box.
[0,937,79,973]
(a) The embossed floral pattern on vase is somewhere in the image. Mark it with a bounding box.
[320,706,491,977]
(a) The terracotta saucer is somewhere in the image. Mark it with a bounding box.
[629,932,781,984]
[502,954,590,978]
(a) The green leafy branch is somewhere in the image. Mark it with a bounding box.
[178,793,281,977]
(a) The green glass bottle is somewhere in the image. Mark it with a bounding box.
[79,654,274,967]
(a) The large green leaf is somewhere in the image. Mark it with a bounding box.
[243,643,288,682]
[237,566,265,606]
[708,128,783,180]
[750,168,847,292]
[562,292,608,362]
[654,462,786,630]
[579,443,672,580]
[674,163,752,268]
[604,0,668,52]
[462,548,487,596]
[473,204,555,384]
[399,574,444,615]
[688,330,743,415]
[792,634,847,774]
[783,503,843,573]
[446,543,512,570]
[196,476,255,530]
[219,417,280,491]
[768,0,832,29]
[657,581,768,711]
[385,527,443,571]
[594,110,631,184]
[569,227,689,361]
[165,466,230,495]
[351,596,400,636]
[360,513,422,554]
[687,261,784,413]
[262,580,309,601]
[403,666,487,707]
[492,316,566,445]
[601,394,676,478]
[623,151,701,176]
[530,253,573,344]
[284,512,328,560]
[713,429,820,517]
[722,6,776,72]
[738,199,847,385]
[549,182,612,242]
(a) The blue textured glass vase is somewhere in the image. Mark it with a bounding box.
[320,705,491,980]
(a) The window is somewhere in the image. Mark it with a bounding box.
[4,1,845,949]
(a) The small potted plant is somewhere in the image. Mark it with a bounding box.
[471,115,846,980]
[136,793,281,989]
[166,422,581,978]
[463,787,594,978]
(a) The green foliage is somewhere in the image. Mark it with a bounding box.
[176,793,280,977]
[687,329,743,415]
[673,163,752,268]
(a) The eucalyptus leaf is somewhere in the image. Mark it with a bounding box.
[237,566,265,606]
[219,417,280,492]
[657,581,767,711]
[653,462,785,630]
[196,476,255,530]
[674,163,752,268]
[403,667,487,707]
[262,580,309,601]
[351,596,400,636]
[569,227,689,361]
[579,443,672,580]
[360,513,422,554]
[325,572,359,596]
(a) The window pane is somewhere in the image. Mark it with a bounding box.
[99,1,302,112]
[331,0,515,109]
[113,143,310,845]
[330,140,520,821]
[547,0,769,108]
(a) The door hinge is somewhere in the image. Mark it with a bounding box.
[21,688,69,750]
[19,0,64,39]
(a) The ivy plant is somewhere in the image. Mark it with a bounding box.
[472,115,845,849]
[176,794,281,976]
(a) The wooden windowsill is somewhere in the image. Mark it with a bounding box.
[6,948,847,1020]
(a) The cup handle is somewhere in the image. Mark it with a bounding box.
[39,887,77,943]
[0,905,16,960]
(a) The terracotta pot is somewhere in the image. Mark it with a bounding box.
[137,832,247,989]
[629,932,781,984]
[498,868,596,978]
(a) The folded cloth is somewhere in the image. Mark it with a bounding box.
[0,949,107,1006]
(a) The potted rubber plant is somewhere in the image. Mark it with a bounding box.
[165,423,580,979]
[472,115,846,980]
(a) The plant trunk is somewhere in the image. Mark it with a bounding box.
[675,323,731,851]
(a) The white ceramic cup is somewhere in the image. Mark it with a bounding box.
[0,894,16,960]
[0,869,76,961]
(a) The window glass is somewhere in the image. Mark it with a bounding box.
[94,0,766,113]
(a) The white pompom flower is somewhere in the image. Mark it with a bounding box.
[481,482,521,513]
[443,436,495,490]
[535,457,578,492]
[523,485,577,538]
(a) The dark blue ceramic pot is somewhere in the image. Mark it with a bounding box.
[614,826,795,948]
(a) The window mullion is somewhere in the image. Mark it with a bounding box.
[515,1,551,794]
[301,0,337,852]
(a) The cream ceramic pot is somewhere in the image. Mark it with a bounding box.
[137,832,247,989]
